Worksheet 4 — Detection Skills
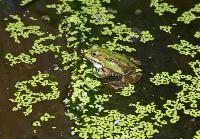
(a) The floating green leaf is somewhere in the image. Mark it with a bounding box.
[194,31,200,38]
[9,72,60,116]
[5,15,44,43]
[167,40,200,57]
[20,0,33,6]
[160,25,172,33]
[150,60,200,118]
[117,84,135,96]
[177,4,200,24]
[150,0,178,16]
[140,31,154,43]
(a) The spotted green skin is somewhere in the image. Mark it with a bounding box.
[84,45,142,89]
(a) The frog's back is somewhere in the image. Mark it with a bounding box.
[96,47,132,64]
[96,47,139,73]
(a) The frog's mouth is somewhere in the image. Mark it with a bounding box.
[92,61,103,69]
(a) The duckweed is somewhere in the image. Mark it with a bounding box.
[20,0,33,6]
[72,109,159,139]
[193,130,200,139]
[47,0,141,115]
[159,25,172,33]
[167,40,200,57]
[5,53,36,66]
[130,102,168,125]
[6,15,44,43]
[29,34,61,55]
[9,72,60,116]
[91,94,109,112]
[69,63,102,112]
[117,84,135,96]
[47,0,139,52]
[150,60,200,118]
[140,31,154,43]
[177,4,200,24]
[4,0,200,138]
[5,34,62,66]
[194,31,200,38]
[40,113,55,122]
[5,27,78,68]
[150,0,178,16]
[32,121,41,127]
[101,24,139,52]
[32,113,55,127]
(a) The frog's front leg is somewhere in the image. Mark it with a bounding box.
[97,68,113,78]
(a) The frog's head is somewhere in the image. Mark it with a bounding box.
[84,45,106,67]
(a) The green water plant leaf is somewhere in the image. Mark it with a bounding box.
[150,0,178,16]
[150,60,200,118]
[193,130,200,139]
[5,53,36,66]
[20,0,33,6]
[167,40,200,57]
[117,84,135,96]
[160,25,172,33]
[9,72,60,116]
[177,4,200,24]
[72,109,159,138]
[5,15,44,43]
[140,31,154,43]
[69,63,101,111]
[194,31,200,38]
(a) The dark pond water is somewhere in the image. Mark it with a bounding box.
[0,0,199,139]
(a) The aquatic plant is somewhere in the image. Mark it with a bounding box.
[150,60,200,119]
[5,34,60,66]
[117,84,135,96]
[167,40,200,57]
[47,0,139,52]
[140,31,154,43]
[9,72,60,116]
[193,130,200,139]
[5,53,36,66]
[72,109,159,138]
[67,63,102,113]
[194,31,200,38]
[159,25,172,33]
[177,4,200,24]
[32,113,55,127]
[46,0,141,115]
[5,24,78,69]
[150,0,178,16]
[20,0,33,6]
[5,0,200,138]
[5,15,44,43]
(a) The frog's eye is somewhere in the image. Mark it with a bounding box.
[91,51,97,57]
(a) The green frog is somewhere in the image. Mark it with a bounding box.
[84,45,142,89]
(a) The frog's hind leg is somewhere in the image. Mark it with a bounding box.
[122,72,142,84]
[104,81,124,90]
